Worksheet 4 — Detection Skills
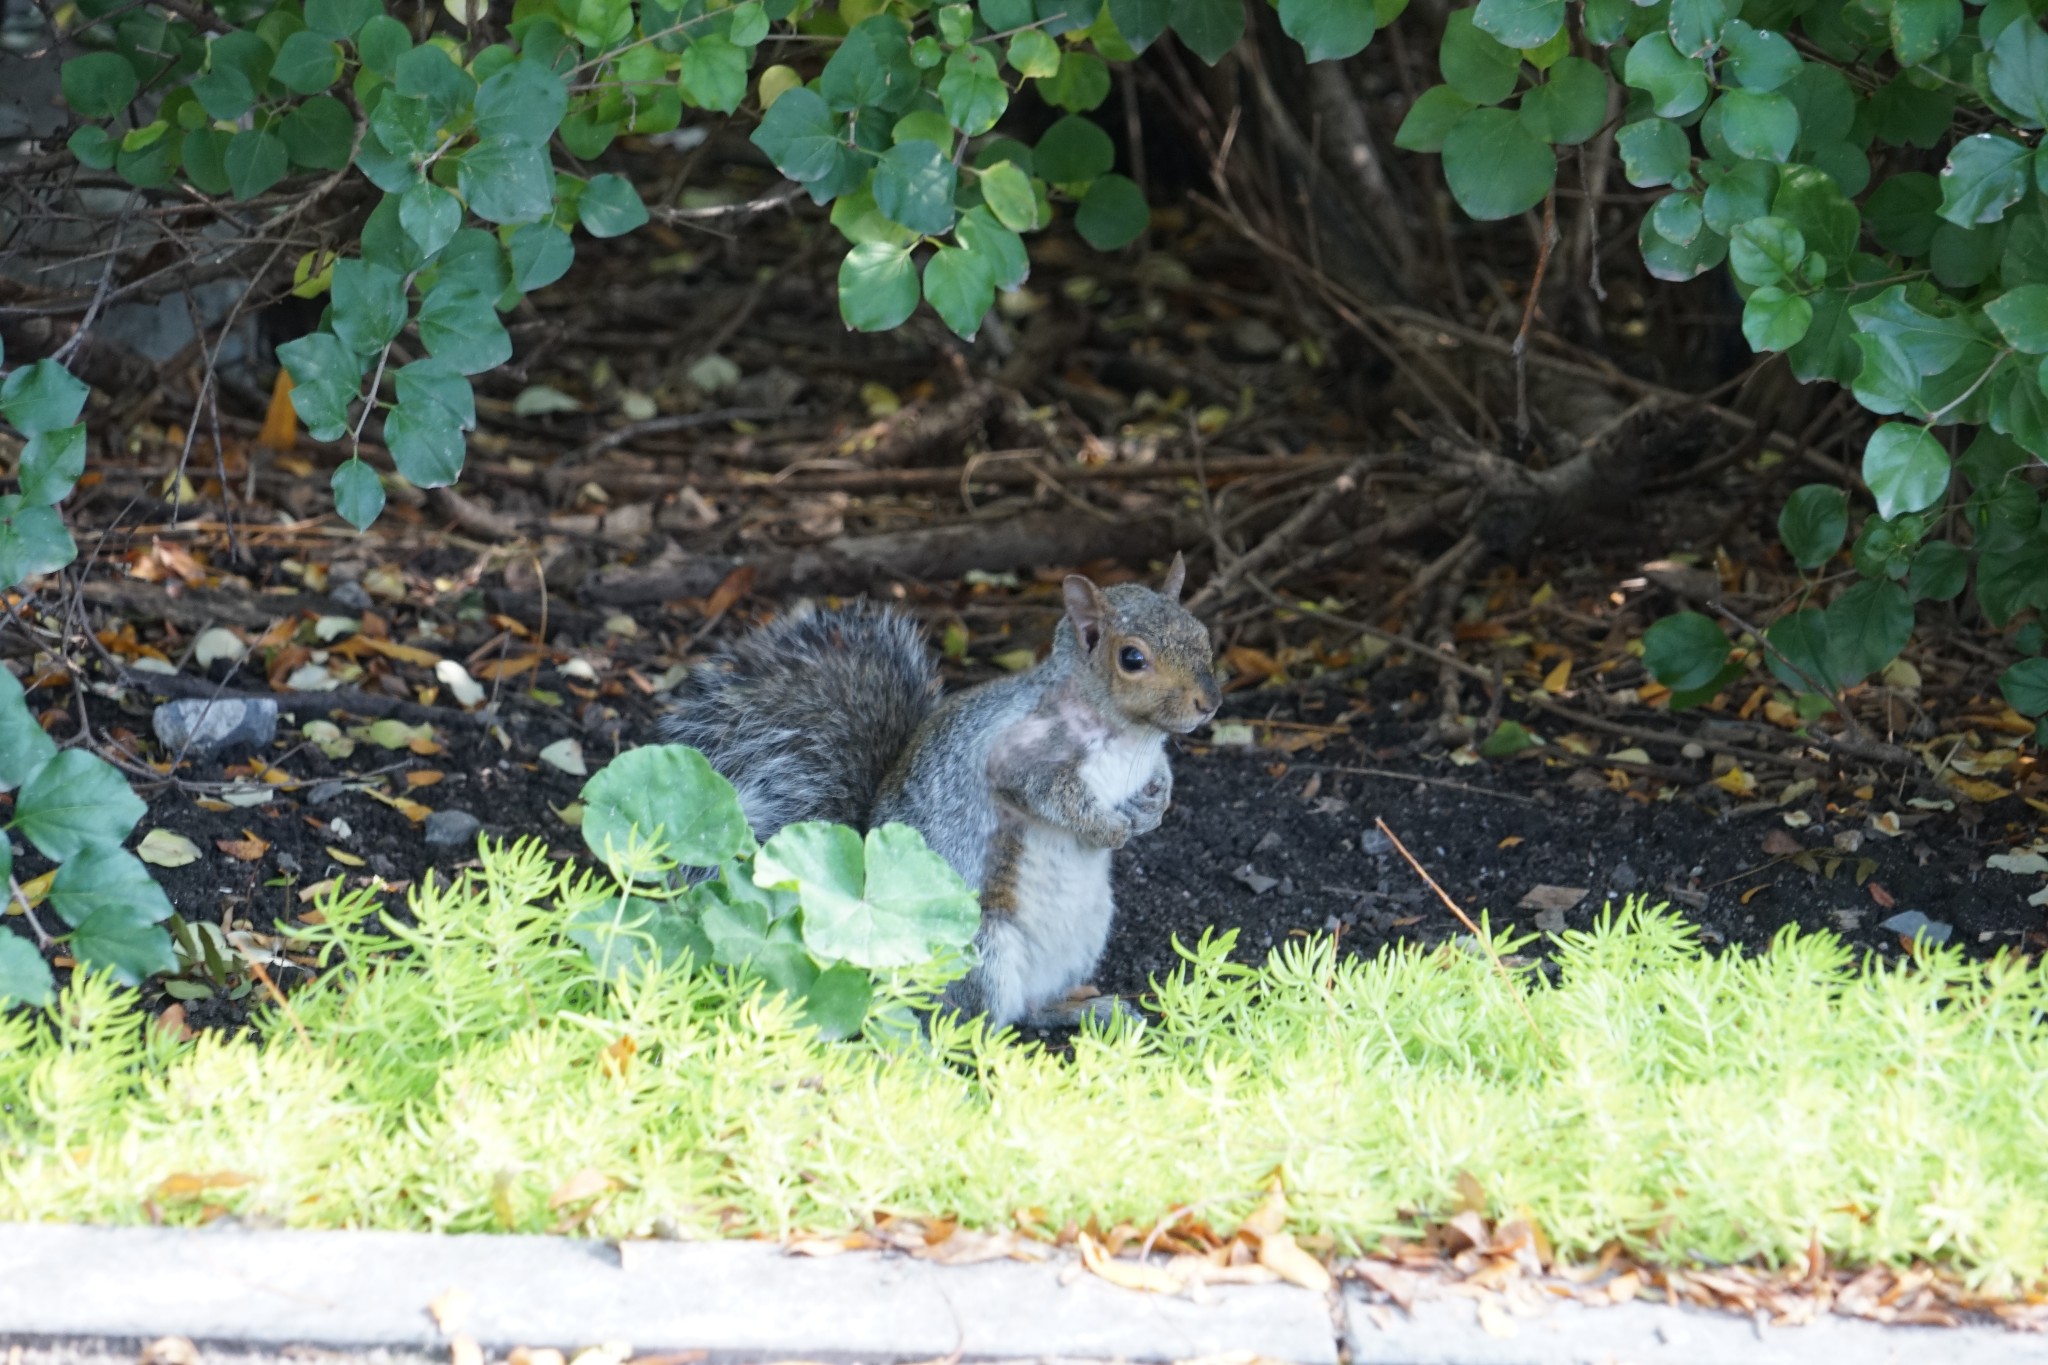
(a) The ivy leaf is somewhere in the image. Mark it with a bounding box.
[579,743,755,871]
[18,423,86,507]
[1517,57,1606,147]
[0,666,58,791]
[1441,108,1555,221]
[1397,87,1477,153]
[579,174,649,238]
[0,934,53,1009]
[874,141,958,236]
[474,60,569,145]
[51,846,176,985]
[399,183,461,259]
[1863,424,1950,519]
[923,245,996,339]
[1742,286,1813,351]
[1778,484,1849,568]
[1938,134,2031,226]
[681,33,749,113]
[1642,612,1733,691]
[1624,33,1709,119]
[1439,10,1520,106]
[1989,15,2048,128]
[838,243,921,331]
[331,458,386,531]
[0,498,76,587]
[1852,286,1980,375]
[1473,0,1563,51]
[1172,0,1246,64]
[1075,173,1150,249]
[1721,20,1801,91]
[1279,0,1379,61]
[14,748,145,862]
[416,283,511,375]
[276,332,361,441]
[459,142,554,225]
[820,15,918,113]
[1,359,90,436]
[1984,283,2048,352]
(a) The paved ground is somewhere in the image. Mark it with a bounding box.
[1,1224,2037,1364]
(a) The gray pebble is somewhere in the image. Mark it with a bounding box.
[424,809,482,847]
[153,696,277,759]
[306,780,350,805]
[329,580,373,610]
[1610,859,1640,891]
[1358,827,1393,857]
[1223,317,1285,361]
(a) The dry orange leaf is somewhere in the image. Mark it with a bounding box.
[1498,836,1523,848]
[1256,1230,1332,1292]
[353,635,445,668]
[472,654,540,681]
[546,1168,615,1210]
[1868,881,1896,909]
[1540,658,1571,694]
[258,366,298,451]
[154,1171,254,1199]
[406,737,445,757]
[703,563,756,619]
[406,769,445,788]
[1076,1231,1182,1294]
[216,830,270,861]
[426,1288,473,1334]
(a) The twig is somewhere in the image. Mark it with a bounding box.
[1513,190,1561,442]
[1188,453,1377,611]
[1374,818,1547,1050]
[1303,764,1543,807]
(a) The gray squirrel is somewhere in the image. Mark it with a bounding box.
[661,556,1219,1028]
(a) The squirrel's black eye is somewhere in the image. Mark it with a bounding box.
[1118,645,1147,672]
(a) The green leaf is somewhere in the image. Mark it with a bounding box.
[181,129,232,196]
[394,357,475,433]
[1863,424,1950,520]
[1765,608,1834,692]
[1778,484,1849,569]
[1985,284,2048,353]
[399,183,461,259]
[306,0,380,39]
[1652,193,1703,246]
[1517,57,1606,146]
[1728,216,1806,287]
[755,822,979,970]
[1908,539,1968,601]
[1639,214,1727,282]
[751,87,844,184]
[1008,29,1061,78]
[508,224,575,291]
[2,359,90,436]
[1865,173,1942,256]
[395,45,476,129]
[1075,173,1150,249]
[1666,0,1730,57]
[223,129,288,200]
[1825,580,1913,683]
[0,667,58,791]
[957,206,1029,289]
[475,60,569,145]
[924,246,996,339]
[798,963,875,1041]
[382,401,464,488]
[1441,108,1555,221]
[1279,0,1378,61]
[1852,286,1980,376]
[15,748,145,862]
[874,142,958,236]
[0,934,54,1009]
[1173,0,1246,64]
[1439,10,1520,106]
[1625,33,1709,119]
[273,31,341,95]
[280,95,354,172]
[1398,87,1477,153]
[357,14,412,79]
[580,744,756,870]
[820,14,918,112]
[1701,162,1778,237]
[940,45,1010,134]
[1035,115,1115,184]
[460,142,554,225]
[18,423,86,507]
[1642,612,1733,691]
[838,243,920,331]
[0,498,75,587]
[1616,119,1691,189]
[578,174,649,238]
[1721,20,1800,91]
[1939,135,2031,227]
[416,284,511,376]
[68,126,116,171]
[1043,48,1110,113]
[1108,0,1170,50]
[1891,0,1963,68]
[62,52,139,118]
[979,160,1038,232]
[1999,656,2048,715]
[1868,77,1953,151]
[277,332,361,441]
[1479,719,1541,758]
[569,891,715,987]
[329,259,408,356]
[1990,16,2048,128]
[681,33,749,114]
[730,0,769,46]
[1743,286,1813,352]
[50,845,175,985]
[1473,0,1562,50]
[1718,89,1798,163]
[331,458,385,531]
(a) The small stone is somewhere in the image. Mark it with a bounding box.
[329,580,373,610]
[153,697,278,759]
[1222,317,1285,361]
[1609,860,1640,892]
[1232,864,1279,895]
[1358,828,1393,857]
[425,809,483,847]
[1532,906,1567,934]
[1681,742,1706,761]
[1252,830,1283,854]
[306,780,350,805]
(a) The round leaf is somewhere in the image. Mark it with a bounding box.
[1777,484,1849,569]
[1518,57,1607,146]
[1998,656,2048,716]
[224,129,289,200]
[1397,86,1477,153]
[18,423,87,507]
[1863,423,1950,520]
[579,174,649,238]
[332,458,386,531]
[1718,89,1799,163]
[1439,10,1520,106]
[1074,173,1150,249]
[979,160,1039,232]
[1642,611,1734,692]
[1824,580,1913,684]
[1034,115,1115,184]
[1,359,90,437]
[1281,0,1380,61]
[838,243,920,331]
[0,934,54,1009]
[1440,108,1556,221]
[272,31,342,95]
[1742,286,1812,352]
[1938,135,2030,227]
[61,52,139,118]
[0,497,79,589]
[874,142,958,236]
[757,821,980,970]
[1473,0,1563,51]
[924,246,996,340]
[580,743,755,869]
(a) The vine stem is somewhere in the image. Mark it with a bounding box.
[1923,349,2013,427]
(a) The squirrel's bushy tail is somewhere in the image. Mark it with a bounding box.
[659,602,940,842]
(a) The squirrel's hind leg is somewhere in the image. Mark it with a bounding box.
[1021,991,1143,1032]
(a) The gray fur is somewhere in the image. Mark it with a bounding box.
[659,601,939,843]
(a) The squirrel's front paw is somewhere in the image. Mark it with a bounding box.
[1121,780,1170,836]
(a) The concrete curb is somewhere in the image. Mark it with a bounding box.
[1,1224,2035,1364]
[0,1224,1336,1362]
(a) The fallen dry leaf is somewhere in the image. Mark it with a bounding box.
[1517,885,1587,913]
[138,828,203,868]
[547,1168,615,1210]
[1256,1231,1333,1293]
[449,1335,482,1365]
[1076,1230,1183,1294]
[215,830,270,861]
[154,1171,254,1199]
[427,1288,473,1334]
[1761,829,1803,856]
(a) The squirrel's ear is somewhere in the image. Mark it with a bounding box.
[1161,552,1186,602]
[1063,574,1110,652]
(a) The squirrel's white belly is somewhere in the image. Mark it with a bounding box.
[996,829,1115,1014]
[1078,732,1163,806]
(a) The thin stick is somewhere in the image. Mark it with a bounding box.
[1374,817,1548,1050]
[1304,764,1542,807]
